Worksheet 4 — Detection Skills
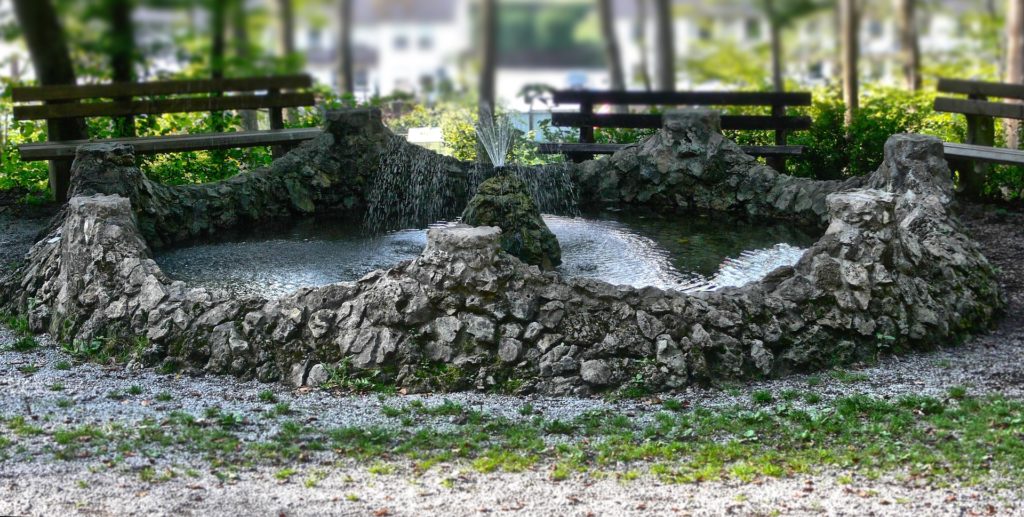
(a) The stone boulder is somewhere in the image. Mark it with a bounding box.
[461,171,562,270]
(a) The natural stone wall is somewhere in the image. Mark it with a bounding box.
[62,109,474,249]
[573,109,865,226]
[0,108,1004,395]
[461,171,561,270]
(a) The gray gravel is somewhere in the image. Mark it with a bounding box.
[2,204,1023,515]
[1,320,1023,516]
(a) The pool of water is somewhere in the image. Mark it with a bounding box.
[155,212,818,298]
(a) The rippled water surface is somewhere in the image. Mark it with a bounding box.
[155,212,818,298]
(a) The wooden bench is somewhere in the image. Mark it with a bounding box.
[536,90,813,172]
[12,74,319,201]
[934,77,1024,197]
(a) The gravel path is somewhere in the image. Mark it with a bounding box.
[1,204,1022,516]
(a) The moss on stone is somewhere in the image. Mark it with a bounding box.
[461,172,561,270]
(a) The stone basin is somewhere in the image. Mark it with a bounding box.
[0,108,1004,395]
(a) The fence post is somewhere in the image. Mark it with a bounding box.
[960,93,994,198]
[767,102,787,174]
[574,99,594,163]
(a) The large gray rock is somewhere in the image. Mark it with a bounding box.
[461,172,561,270]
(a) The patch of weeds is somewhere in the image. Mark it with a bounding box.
[803,392,822,404]
[127,385,143,396]
[381,405,404,418]
[368,462,397,475]
[258,390,277,403]
[304,470,328,488]
[7,415,43,436]
[9,336,38,352]
[155,391,173,402]
[832,369,869,384]
[322,359,396,394]
[106,389,126,401]
[543,419,576,435]
[17,364,39,375]
[751,390,774,405]
[519,403,536,416]
[345,493,360,502]
[274,467,297,481]
[806,375,821,387]
[4,314,30,336]
[54,360,71,370]
[662,399,684,411]
[550,463,572,481]
[780,389,800,402]
[272,402,292,416]
[56,398,74,409]
[49,383,64,392]
[948,385,968,400]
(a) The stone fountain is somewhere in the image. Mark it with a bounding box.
[0,108,1004,395]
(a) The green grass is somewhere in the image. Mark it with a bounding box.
[155,391,173,402]
[2,393,1022,487]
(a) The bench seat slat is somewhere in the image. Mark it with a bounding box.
[12,75,313,103]
[532,142,802,156]
[552,90,812,106]
[16,128,321,161]
[14,92,315,121]
[942,142,1024,166]
[933,97,1024,120]
[936,78,1024,101]
[550,112,812,131]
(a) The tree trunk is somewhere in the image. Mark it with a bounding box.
[211,0,226,81]
[896,0,921,91]
[12,0,88,202]
[653,0,674,91]
[478,0,497,121]
[597,0,625,93]
[636,0,652,91]
[1006,0,1024,148]
[232,0,258,131]
[277,0,298,123]
[109,0,136,137]
[769,15,783,92]
[337,0,354,95]
[840,0,859,126]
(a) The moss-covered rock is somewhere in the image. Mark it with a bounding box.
[461,171,561,270]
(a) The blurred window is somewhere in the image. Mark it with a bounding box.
[868,19,883,38]
[394,35,408,50]
[745,18,761,40]
[808,61,823,79]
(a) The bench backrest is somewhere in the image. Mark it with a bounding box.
[934,78,1024,120]
[12,74,315,121]
[549,90,813,137]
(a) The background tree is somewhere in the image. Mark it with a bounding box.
[635,0,652,90]
[760,0,829,92]
[107,0,136,136]
[1007,0,1023,148]
[597,0,625,93]
[478,0,497,121]
[337,0,354,95]
[232,0,258,130]
[840,0,859,126]
[12,0,88,201]
[896,0,921,91]
[653,0,674,91]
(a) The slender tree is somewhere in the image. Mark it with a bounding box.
[1007,0,1024,148]
[478,0,497,121]
[896,0,921,91]
[211,0,226,80]
[12,0,88,201]
[337,0,354,95]
[636,0,652,91]
[278,0,296,66]
[761,0,827,92]
[597,0,625,93]
[232,0,258,130]
[653,0,674,91]
[840,0,859,126]
[108,0,136,136]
